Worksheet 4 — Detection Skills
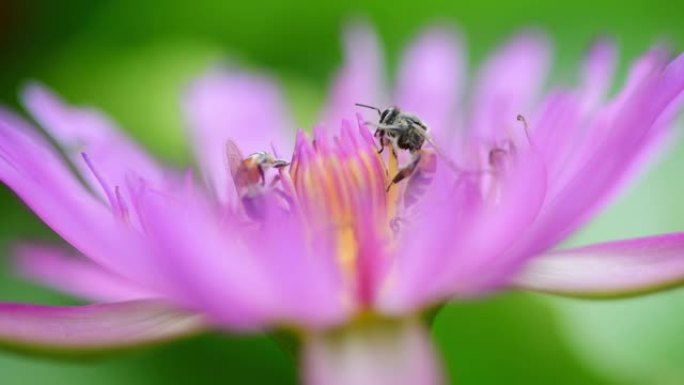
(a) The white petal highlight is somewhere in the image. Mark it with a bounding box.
[514,233,684,298]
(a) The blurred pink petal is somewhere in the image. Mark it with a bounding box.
[470,30,552,142]
[0,300,204,356]
[21,84,165,187]
[183,70,294,204]
[135,185,346,329]
[319,21,385,128]
[513,52,684,259]
[381,141,548,311]
[0,110,158,286]
[135,187,282,329]
[513,233,684,298]
[395,25,466,143]
[303,318,442,385]
[15,245,159,302]
[579,38,618,114]
[528,91,582,178]
[553,47,670,195]
[21,84,172,230]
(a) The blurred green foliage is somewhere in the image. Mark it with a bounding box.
[1,0,684,384]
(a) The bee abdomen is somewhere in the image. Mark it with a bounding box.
[397,129,426,152]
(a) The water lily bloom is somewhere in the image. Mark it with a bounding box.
[1,22,684,384]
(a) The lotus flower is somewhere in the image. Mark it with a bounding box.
[1,22,684,384]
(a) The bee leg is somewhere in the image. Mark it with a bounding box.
[378,136,385,154]
[386,167,413,191]
[374,129,386,153]
[258,166,266,186]
[386,154,421,192]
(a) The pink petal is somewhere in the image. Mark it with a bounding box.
[381,146,548,312]
[0,110,159,287]
[0,300,205,356]
[529,91,582,178]
[136,187,345,330]
[395,25,466,144]
[437,147,549,295]
[319,20,385,128]
[303,318,442,385]
[183,69,294,204]
[515,51,684,258]
[434,50,684,296]
[14,244,159,303]
[579,38,618,114]
[21,83,165,189]
[254,214,348,326]
[513,233,684,298]
[559,47,671,187]
[470,30,552,141]
[136,189,276,328]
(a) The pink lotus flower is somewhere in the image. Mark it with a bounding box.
[1,23,684,384]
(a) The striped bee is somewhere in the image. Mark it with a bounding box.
[355,104,427,157]
[356,103,461,208]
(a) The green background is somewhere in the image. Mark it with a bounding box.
[1,0,684,384]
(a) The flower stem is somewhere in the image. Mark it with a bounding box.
[301,316,444,385]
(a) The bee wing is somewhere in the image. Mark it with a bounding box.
[403,114,428,130]
[414,129,464,175]
[225,139,245,180]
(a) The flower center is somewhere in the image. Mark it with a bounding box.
[235,116,526,309]
[283,122,401,306]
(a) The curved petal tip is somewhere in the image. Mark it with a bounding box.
[0,300,206,359]
[513,233,684,298]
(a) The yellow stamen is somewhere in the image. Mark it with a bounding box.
[286,132,400,310]
[386,149,399,222]
[337,225,358,279]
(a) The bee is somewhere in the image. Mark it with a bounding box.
[355,104,427,156]
[225,139,290,220]
[356,104,462,205]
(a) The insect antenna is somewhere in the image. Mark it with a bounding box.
[355,103,383,115]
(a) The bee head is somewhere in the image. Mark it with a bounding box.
[272,159,290,169]
[379,106,401,125]
[260,153,290,169]
[355,103,401,125]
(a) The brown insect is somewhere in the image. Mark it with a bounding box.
[225,139,290,220]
